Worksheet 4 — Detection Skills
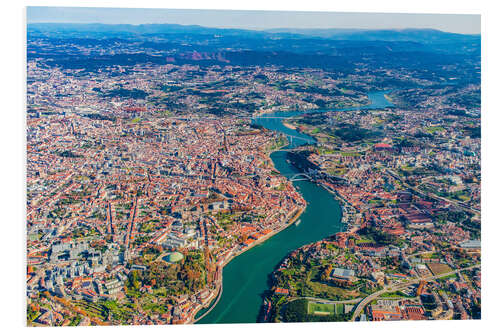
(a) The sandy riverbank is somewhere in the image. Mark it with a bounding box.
[282,122,297,130]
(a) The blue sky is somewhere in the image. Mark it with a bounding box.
[27,7,480,35]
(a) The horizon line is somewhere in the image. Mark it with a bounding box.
[26,21,481,36]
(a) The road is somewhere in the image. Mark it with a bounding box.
[191,277,223,324]
[349,264,480,321]
[287,296,363,305]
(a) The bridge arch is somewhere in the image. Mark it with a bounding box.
[289,173,313,181]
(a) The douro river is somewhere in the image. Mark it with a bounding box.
[197,91,393,324]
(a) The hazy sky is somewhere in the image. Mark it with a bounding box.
[26,7,481,35]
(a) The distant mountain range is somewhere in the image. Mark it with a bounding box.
[27,22,480,84]
[28,22,270,38]
[264,27,480,44]
[27,23,479,43]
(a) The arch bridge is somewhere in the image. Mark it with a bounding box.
[289,173,313,182]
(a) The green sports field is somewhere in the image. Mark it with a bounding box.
[307,301,344,316]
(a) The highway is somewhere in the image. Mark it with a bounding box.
[349,264,480,321]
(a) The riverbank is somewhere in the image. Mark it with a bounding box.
[191,269,224,323]
[318,183,358,233]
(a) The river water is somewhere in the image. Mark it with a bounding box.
[197,91,393,324]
